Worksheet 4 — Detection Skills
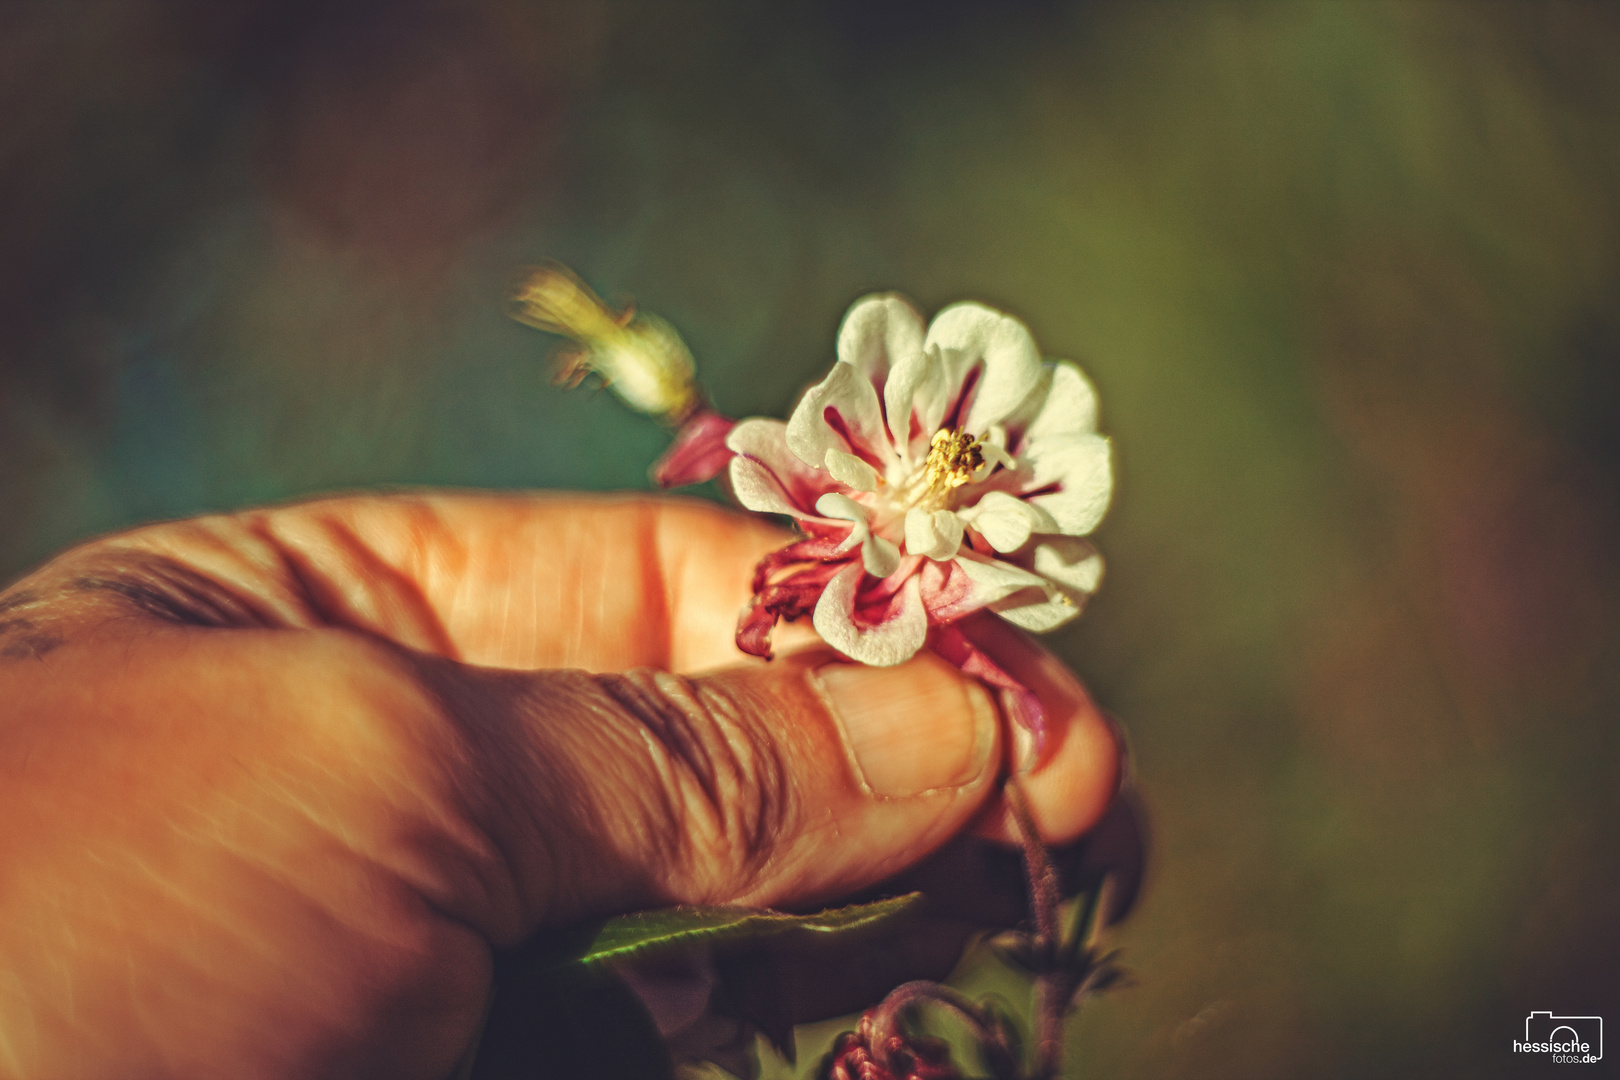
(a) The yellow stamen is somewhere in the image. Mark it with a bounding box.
[923,428,984,502]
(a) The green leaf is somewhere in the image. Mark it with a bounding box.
[1059,878,1110,969]
[580,893,924,966]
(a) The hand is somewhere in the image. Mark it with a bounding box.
[0,493,1120,1079]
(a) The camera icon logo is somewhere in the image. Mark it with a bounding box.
[1519,1012,1603,1061]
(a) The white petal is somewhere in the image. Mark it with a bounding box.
[815,491,869,523]
[786,361,890,470]
[863,534,901,578]
[989,537,1101,633]
[1027,435,1112,535]
[815,491,872,557]
[958,553,1062,627]
[813,563,927,667]
[1024,433,1108,487]
[729,455,801,516]
[818,491,898,575]
[904,507,934,553]
[963,490,1059,553]
[923,302,1044,435]
[726,418,831,515]
[974,426,1016,479]
[725,416,790,459]
[995,362,1052,437]
[836,294,925,385]
[825,448,879,492]
[904,507,964,561]
[1032,537,1104,595]
[933,510,966,556]
[993,594,1082,632]
[883,347,949,453]
[726,417,826,485]
[1024,361,1100,445]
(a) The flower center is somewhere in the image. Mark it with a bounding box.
[921,428,982,505]
[867,427,988,535]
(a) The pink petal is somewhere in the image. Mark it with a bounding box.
[650,409,737,488]
[930,623,1048,749]
[923,552,1046,623]
[916,557,992,624]
[736,557,851,659]
[736,600,780,658]
[812,562,927,667]
[856,553,924,605]
[750,524,855,594]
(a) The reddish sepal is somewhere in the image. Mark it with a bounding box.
[651,409,737,488]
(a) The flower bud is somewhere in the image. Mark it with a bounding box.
[512,262,699,421]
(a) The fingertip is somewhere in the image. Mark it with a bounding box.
[688,645,1006,907]
[1013,675,1122,844]
[962,619,1124,846]
[815,651,1000,799]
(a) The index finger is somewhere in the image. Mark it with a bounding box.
[241,492,798,673]
[15,492,795,674]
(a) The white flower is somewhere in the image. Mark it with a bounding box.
[728,294,1111,669]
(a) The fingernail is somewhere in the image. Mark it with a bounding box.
[1011,718,1039,775]
[978,630,1091,777]
[815,658,997,797]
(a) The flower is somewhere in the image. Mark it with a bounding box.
[727,294,1111,735]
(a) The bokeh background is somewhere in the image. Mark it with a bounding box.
[3,2,1618,1077]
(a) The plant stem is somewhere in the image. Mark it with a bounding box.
[1007,780,1064,1080]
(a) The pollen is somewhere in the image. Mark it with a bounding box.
[924,428,984,499]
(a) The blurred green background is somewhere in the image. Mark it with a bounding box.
[3,2,1617,1076]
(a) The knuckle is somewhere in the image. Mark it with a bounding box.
[594,669,796,899]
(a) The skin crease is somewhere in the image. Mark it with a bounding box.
[0,493,1120,1080]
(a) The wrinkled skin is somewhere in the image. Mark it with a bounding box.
[0,493,1119,1079]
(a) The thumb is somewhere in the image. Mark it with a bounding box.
[462,647,1005,927]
